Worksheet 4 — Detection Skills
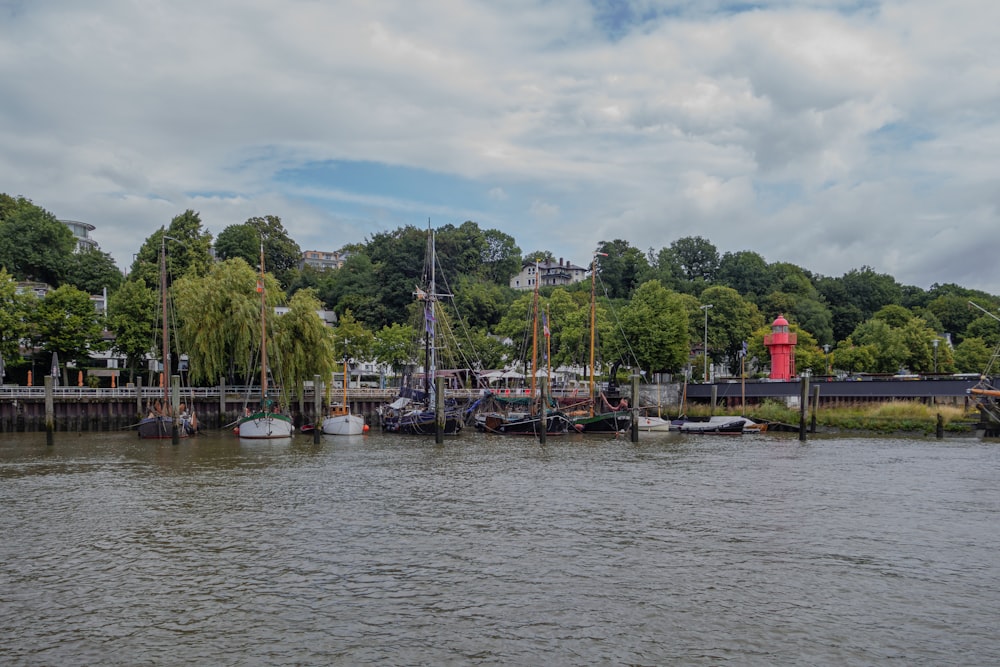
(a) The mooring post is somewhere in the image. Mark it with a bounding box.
[313,374,322,444]
[811,385,820,433]
[710,385,717,415]
[630,373,639,443]
[435,376,445,444]
[171,374,181,444]
[538,376,547,445]
[219,377,227,429]
[936,413,944,439]
[799,376,810,442]
[45,375,54,446]
[135,376,143,420]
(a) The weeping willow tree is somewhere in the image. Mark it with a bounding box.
[272,288,337,403]
[173,257,284,385]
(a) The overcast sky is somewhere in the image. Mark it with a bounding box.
[1,1,998,292]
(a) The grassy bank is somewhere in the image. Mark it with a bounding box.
[686,400,978,435]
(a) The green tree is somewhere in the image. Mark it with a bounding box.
[717,250,770,301]
[697,285,764,375]
[522,249,554,264]
[830,343,878,375]
[214,215,302,288]
[817,266,901,342]
[331,310,375,366]
[31,284,107,384]
[173,257,284,385]
[272,288,336,403]
[953,337,991,374]
[619,280,689,374]
[595,239,650,300]
[0,198,76,285]
[453,275,511,330]
[366,225,429,330]
[373,322,419,382]
[671,236,719,281]
[64,247,124,294]
[873,304,914,329]
[966,315,1000,347]
[106,279,157,382]
[129,211,214,287]
[481,228,521,285]
[845,319,908,374]
[318,251,383,326]
[0,268,33,370]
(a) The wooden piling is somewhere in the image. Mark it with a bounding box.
[45,376,54,446]
[799,376,810,442]
[313,375,322,444]
[631,374,639,443]
[435,376,445,444]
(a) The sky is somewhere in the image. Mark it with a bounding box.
[1,0,998,292]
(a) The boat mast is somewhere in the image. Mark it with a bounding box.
[160,231,170,407]
[258,241,268,406]
[343,338,350,409]
[428,227,437,406]
[530,257,540,416]
[589,252,607,416]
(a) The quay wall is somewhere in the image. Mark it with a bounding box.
[0,386,400,434]
[0,378,983,433]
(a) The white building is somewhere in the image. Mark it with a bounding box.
[61,219,98,252]
[509,257,588,291]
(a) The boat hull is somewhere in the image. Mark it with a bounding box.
[475,410,572,435]
[572,411,632,433]
[673,418,745,434]
[381,410,464,435]
[236,413,295,439]
[321,414,366,436]
[137,415,195,439]
[637,415,672,431]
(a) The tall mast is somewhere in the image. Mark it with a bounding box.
[590,251,608,417]
[428,226,437,405]
[160,232,169,405]
[259,241,268,404]
[530,257,540,416]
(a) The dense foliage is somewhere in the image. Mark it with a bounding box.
[2,190,999,388]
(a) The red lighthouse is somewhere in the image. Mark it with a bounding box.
[764,315,797,380]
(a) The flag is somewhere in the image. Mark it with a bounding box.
[415,286,427,300]
[542,312,550,337]
[738,341,748,359]
[424,303,436,335]
[256,280,263,294]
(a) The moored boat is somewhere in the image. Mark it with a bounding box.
[672,417,745,434]
[235,242,294,439]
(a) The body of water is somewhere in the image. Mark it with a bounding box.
[2,429,998,665]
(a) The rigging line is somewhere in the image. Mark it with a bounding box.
[430,249,484,371]
[594,270,642,369]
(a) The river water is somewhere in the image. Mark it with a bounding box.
[1,429,998,666]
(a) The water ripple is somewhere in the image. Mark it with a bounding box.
[2,432,999,665]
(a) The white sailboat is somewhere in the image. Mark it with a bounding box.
[322,346,366,436]
[236,242,294,439]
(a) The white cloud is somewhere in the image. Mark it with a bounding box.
[0,0,998,293]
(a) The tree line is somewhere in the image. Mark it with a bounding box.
[2,192,999,393]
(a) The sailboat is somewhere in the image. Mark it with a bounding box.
[138,232,197,439]
[378,226,469,435]
[321,346,366,436]
[475,259,573,435]
[569,252,632,433]
[235,242,295,439]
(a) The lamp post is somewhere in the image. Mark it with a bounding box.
[932,338,939,374]
[700,304,713,383]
